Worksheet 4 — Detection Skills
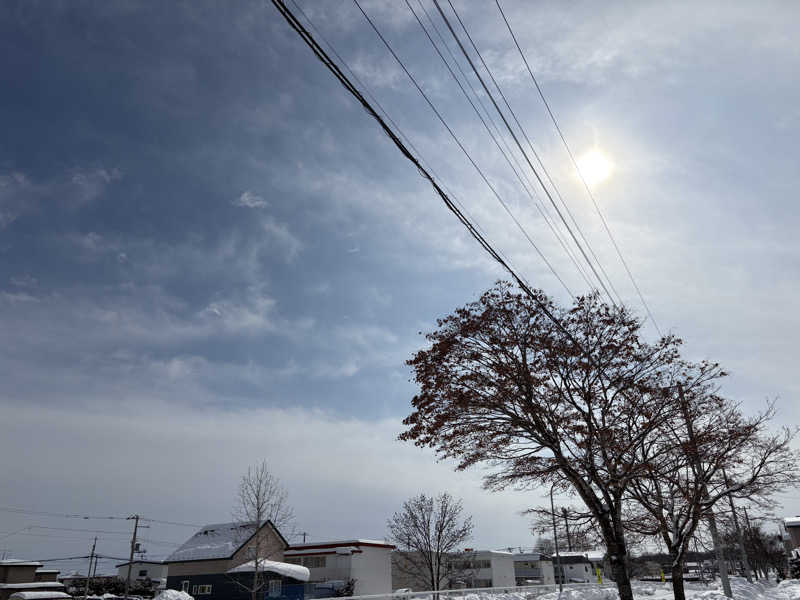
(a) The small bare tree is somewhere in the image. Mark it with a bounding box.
[232,461,296,600]
[387,492,474,591]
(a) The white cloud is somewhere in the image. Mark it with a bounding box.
[262,216,303,261]
[233,190,268,209]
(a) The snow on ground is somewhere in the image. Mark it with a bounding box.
[152,590,194,600]
[427,578,800,600]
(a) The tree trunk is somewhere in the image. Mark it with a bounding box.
[671,563,686,600]
[609,557,634,600]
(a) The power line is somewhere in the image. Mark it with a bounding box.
[404,0,597,293]
[288,0,538,297]
[139,518,201,528]
[351,0,576,299]
[270,0,603,369]
[0,506,128,521]
[433,0,621,306]
[494,0,662,336]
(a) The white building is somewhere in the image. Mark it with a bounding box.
[284,540,396,596]
[512,552,555,585]
[447,550,516,589]
[115,560,168,589]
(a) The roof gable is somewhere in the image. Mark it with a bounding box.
[166,521,286,563]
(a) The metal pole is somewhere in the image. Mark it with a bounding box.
[551,486,563,594]
[124,515,139,600]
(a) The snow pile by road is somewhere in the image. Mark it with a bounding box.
[152,590,194,600]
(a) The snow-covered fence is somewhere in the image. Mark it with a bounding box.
[316,582,618,600]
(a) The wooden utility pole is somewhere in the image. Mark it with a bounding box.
[124,515,140,600]
[677,383,732,598]
[83,537,97,599]
[550,487,563,593]
[562,508,573,552]
[723,469,752,582]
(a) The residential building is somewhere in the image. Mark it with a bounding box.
[512,552,554,585]
[391,549,515,591]
[0,561,67,600]
[115,560,168,590]
[164,520,307,600]
[784,517,800,549]
[58,571,118,594]
[551,553,594,583]
[284,540,396,596]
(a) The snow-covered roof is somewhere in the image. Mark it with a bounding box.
[166,521,258,562]
[35,570,60,574]
[784,517,800,527]
[0,583,65,590]
[287,539,395,551]
[9,592,71,600]
[0,561,43,567]
[227,560,310,582]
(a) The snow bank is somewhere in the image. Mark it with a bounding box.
[227,559,311,582]
[152,590,194,600]
[8,593,71,600]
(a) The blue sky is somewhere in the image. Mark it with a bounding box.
[2,0,800,571]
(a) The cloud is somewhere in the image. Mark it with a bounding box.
[0,168,120,229]
[233,190,268,209]
[262,216,303,262]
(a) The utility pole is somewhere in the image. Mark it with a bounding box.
[124,515,140,600]
[301,532,308,543]
[562,508,572,552]
[550,487,563,594]
[723,470,752,582]
[83,537,97,600]
[677,384,731,598]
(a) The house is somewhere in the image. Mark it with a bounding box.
[0,560,68,600]
[284,540,396,596]
[165,520,308,600]
[551,553,594,583]
[58,571,118,594]
[512,552,555,585]
[784,517,800,549]
[391,549,515,591]
[115,560,168,590]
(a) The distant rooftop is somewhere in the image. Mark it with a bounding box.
[287,539,395,550]
[0,561,43,567]
[784,517,800,527]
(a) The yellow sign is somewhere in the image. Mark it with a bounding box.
[596,567,603,584]
[660,570,665,583]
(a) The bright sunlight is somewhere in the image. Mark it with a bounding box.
[576,149,614,186]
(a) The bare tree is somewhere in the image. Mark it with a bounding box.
[627,369,799,600]
[232,461,296,600]
[401,283,683,600]
[387,492,474,591]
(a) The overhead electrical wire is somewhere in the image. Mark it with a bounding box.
[350,0,576,299]
[270,0,606,368]
[403,0,597,293]
[287,0,537,297]
[432,0,621,306]
[494,0,662,336]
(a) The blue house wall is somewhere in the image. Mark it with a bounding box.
[166,572,304,600]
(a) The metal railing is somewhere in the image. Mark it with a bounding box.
[317,581,618,600]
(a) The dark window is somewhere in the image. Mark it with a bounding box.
[138,570,147,577]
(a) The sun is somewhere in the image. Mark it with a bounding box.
[576,149,614,186]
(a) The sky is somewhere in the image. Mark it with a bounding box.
[2,0,800,574]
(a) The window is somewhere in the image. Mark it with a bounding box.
[268,580,282,598]
[181,581,190,593]
[139,570,148,577]
[198,585,212,595]
[192,585,199,595]
[303,556,326,569]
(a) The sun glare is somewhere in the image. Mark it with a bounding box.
[576,149,613,186]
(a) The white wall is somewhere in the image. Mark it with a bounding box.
[350,547,393,595]
[116,562,168,583]
[487,553,515,587]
